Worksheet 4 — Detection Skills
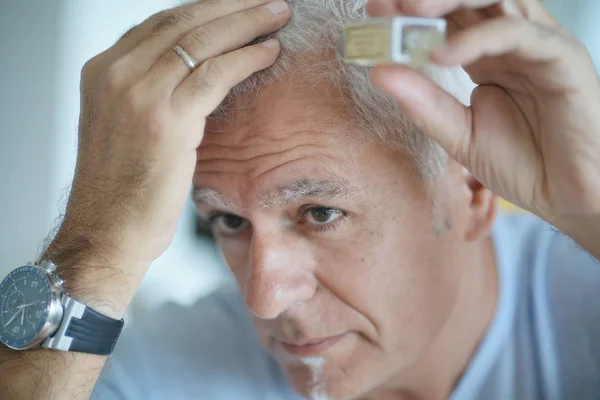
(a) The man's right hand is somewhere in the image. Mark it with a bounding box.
[0,2,289,399]
[45,0,290,318]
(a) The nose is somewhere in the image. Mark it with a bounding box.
[245,231,317,319]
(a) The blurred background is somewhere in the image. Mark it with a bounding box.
[0,0,598,321]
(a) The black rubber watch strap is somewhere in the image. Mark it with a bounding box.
[64,307,124,355]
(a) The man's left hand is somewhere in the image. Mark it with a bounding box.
[367,0,600,226]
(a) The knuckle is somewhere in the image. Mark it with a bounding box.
[241,6,261,19]
[99,59,128,94]
[189,25,214,48]
[188,76,215,94]
[122,84,147,114]
[200,58,224,82]
[81,59,97,81]
[172,8,195,23]
[188,60,222,93]
[234,0,254,6]
[208,0,251,8]
[118,23,139,41]
[81,54,106,80]
[150,11,180,36]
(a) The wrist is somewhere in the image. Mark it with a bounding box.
[41,233,151,319]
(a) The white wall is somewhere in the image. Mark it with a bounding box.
[0,1,61,272]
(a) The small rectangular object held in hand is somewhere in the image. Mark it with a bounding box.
[338,17,447,69]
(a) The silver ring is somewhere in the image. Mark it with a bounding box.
[172,44,199,71]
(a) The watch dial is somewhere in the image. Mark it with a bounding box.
[0,266,51,348]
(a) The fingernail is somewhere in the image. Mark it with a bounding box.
[261,39,280,48]
[265,1,289,14]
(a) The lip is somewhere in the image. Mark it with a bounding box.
[277,333,348,356]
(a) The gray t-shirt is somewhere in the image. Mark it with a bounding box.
[92,214,600,399]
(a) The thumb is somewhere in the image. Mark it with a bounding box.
[370,65,473,167]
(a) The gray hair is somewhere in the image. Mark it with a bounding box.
[211,0,475,179]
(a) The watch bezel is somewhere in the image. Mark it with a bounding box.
[0,265,64,350]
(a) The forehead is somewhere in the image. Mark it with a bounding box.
[205,77,362,150]
[194,77,420,212]
[196,79,369,191]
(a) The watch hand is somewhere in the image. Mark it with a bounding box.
[17,302,39,309]
[20,308,24,325]
[5,308,23,326]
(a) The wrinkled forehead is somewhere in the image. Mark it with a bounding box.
[195,79,372,206]
[204,76,363,147]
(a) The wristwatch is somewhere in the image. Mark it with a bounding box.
[0,261,124,355]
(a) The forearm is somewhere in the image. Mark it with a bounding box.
[0,346,107,400]
[0,235,148,399]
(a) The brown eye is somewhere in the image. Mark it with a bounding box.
[307,207,343,225]
[212,213,249,235]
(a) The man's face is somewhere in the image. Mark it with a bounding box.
[194,79,477,400]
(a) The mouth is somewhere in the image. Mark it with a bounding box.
[276,332,349,356]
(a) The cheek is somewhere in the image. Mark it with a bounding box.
[317,215,462,360]
[218,236,251,286]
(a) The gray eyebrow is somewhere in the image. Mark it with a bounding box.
[192,187,235,209]
[259,178,357,208]
[192,178,357,211]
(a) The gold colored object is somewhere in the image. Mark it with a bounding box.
[338,17,447,69]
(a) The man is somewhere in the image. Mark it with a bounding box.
[0,0,599,399]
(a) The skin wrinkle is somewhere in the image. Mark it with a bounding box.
[199,142,329,164]
[304,230,382,349]
[197,144,346,181]
[249,153,345,185]
[193,152,357,216]
[323,280,383,349]
[302,235,383,348]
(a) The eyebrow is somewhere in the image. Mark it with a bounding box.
[261,178,357,208]
[192,187,235,209]
[192,178,358,210]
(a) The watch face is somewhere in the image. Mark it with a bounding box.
[0,266,52,348]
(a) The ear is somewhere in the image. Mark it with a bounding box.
[463,169,498,242]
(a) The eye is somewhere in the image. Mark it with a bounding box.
[210,213,250,236]
[306,207,342,224]
[302,207,345,228]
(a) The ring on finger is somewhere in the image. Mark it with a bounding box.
[172,44,200,71]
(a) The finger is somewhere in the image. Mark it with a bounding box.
[116,0,275,59]
[430,17,585,70]
[148,2,290,93]
[365,0,399,17]
[371,65,472,166]
[173,40,281,122]
[96,0,282,86]
[374,0,500,18]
